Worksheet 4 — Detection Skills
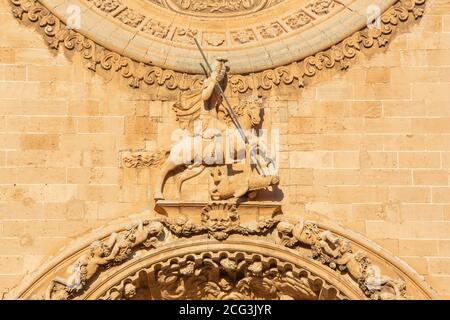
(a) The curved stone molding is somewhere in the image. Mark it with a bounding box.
[33,0,371,73]
[5,208,437,300]
[9,0,426,93]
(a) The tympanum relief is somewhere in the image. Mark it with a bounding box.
[101,252,344,300]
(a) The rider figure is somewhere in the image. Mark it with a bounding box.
[172,57,228,137]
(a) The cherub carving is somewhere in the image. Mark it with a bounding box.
[365,266,407,300]
[45,240,115,299]
[45,220,164,299]
[276,220,340,257]
[277,220,408,300]
[105,220,164,262]
[333,240,407,300]
[333,240,364,278]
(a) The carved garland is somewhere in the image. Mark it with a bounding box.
[40,207,409,300]
[10,0,425,93]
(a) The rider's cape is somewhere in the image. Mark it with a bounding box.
[172,85,224,133]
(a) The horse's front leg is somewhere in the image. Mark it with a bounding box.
[153,159,180,200]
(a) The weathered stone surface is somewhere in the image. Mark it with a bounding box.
[0,0,449,300]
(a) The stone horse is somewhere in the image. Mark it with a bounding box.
[153,96,278,200]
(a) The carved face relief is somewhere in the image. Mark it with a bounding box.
[201,203,239,239]
[123,283,137,299]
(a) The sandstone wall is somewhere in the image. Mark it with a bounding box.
[1,0,450,298]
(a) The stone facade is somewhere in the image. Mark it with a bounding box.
[0,0,449,299]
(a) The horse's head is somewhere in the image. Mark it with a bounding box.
[233,95,263,128]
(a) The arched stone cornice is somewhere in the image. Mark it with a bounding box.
[5,208,437,300]
[9,0,426,93]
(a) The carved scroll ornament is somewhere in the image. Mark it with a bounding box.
[29,206,417,300]
[9,0,425,94]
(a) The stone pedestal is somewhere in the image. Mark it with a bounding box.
[154,200,282,224]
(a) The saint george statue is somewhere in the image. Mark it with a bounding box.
[153,57,279,201]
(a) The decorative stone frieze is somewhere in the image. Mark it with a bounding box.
[9,0,426,93]
[7,209,436,300]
